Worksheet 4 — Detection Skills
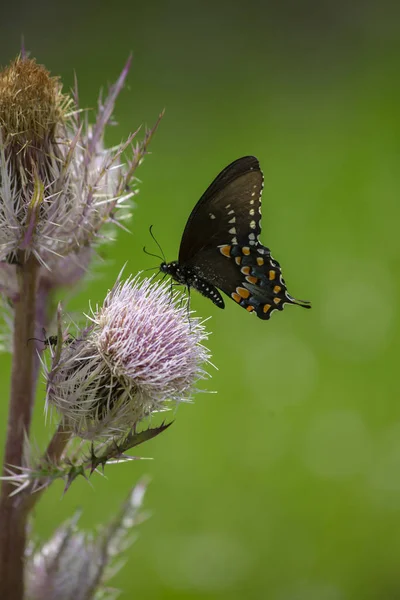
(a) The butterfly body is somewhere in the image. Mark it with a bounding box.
[162,156,311,320]
[160,261,224,308]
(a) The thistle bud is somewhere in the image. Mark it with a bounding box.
[25,481,148,600]
[46,275,211,439]
[0,55,152,273]
[0,56,69,159]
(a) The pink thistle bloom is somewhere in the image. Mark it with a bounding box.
[46,275,211,439]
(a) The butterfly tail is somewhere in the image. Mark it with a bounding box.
[285,293,312,309]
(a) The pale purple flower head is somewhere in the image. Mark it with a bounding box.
[46,274,211,439]
[0,55,153,276]
[25,481,148,600]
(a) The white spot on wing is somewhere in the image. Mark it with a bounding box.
[250,220,256,229]
[228,217,236,224]
[209,213,216,219]
[229,227,236,235]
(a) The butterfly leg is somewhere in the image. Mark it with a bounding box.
[186,285,192,326]
[170,282,192,323]
[168,282,184,307]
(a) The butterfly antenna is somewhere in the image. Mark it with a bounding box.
[142,266,161,273]
[149,225,166,262]
[143,246,164,261]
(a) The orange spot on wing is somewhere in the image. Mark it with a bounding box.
[220,245,231,257]
[235,256,242,265]
[246,305,254,312]
[256,257,264,266]
[269,270,276,281]
[263,304,272,313]
[241,266,251,275]
[246,275,258,284]
[242,247,250,256]
[273,297,281,304]
[273,285,281,294]
[237,287,250,299]
[231,292,241,303]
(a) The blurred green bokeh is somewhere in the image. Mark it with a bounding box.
[1,2,399,598]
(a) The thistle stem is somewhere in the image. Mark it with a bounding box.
[0,253,39,600]
[46,420,73,463]
[23,420,73,514]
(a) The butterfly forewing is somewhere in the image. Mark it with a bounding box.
[178,156,263,264]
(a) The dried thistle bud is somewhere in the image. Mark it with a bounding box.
[25,480,148,600]
[0,55,159,272]
[46,275,211,439]
[0,56,70,158]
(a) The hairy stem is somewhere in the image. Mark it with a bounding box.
[0,253,39,600]
[46,420,73,463]
[23,420,72,514]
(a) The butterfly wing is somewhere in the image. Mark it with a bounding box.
[178,156,263,263]
[188,243,310,319]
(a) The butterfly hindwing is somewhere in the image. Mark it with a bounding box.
[187,242,309,320]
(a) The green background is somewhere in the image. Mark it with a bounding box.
[1,1,400,598]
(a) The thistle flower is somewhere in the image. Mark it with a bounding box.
[0,55,158,274]
[25,480,149,600]
[46,275,211,439]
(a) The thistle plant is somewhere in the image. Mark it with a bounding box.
[0,53,212,599]
[25,480,150,600]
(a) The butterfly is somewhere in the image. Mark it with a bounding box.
[160,156,311,319]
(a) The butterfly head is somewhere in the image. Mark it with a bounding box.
[160,261,188,286]
[160,260,174,275]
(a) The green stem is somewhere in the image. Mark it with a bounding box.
[23,420,73,514]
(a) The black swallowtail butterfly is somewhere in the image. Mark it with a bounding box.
[160,156,311,319]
